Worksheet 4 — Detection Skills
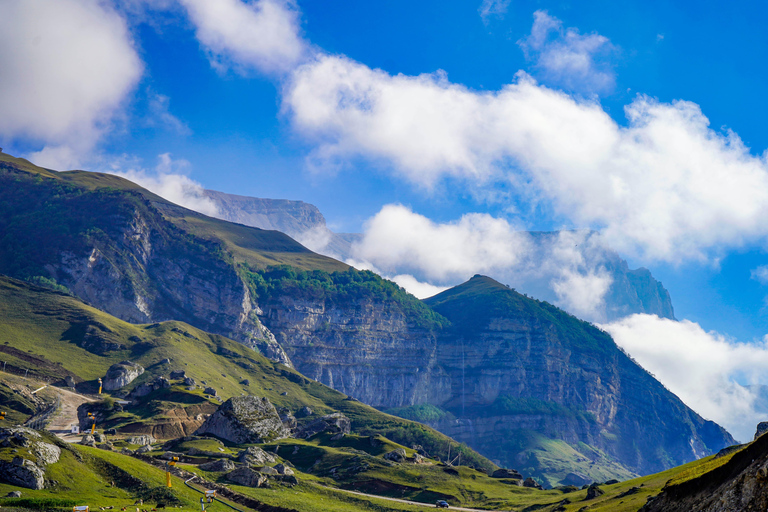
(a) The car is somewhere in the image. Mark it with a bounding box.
[435,500,449,508]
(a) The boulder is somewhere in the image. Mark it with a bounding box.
[296,406,313,418]
[755,422,768,440]
[80,434,96,447]
[226,467,268,488]
[170,370,186,379]
[384,448,407,462]
[238,446,276,466]
[128,376,171,399]
[296,413,351,439]
[64,376,76,388]
[184,377,196,387]
[241,379,250,386]
[126,435,156,446]
[194,396,290,444]
[204,387,218,396]
[32,442,61,465]
[523,477,543,490]
[199,459,236,472]
[274,463,294,476]
[585,483,604,500]
[6,491,22,497]
[0,457,45,489]
[279,409,297,430]
[136,444,152,454]
[254,466,279,476]
[492,468,523,479]
[102,361,144,391]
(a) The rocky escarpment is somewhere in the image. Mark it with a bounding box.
[642,426,768,512]
[0,155,305,365]
[421,276,731,478]
[260,274,732,484]
[260,296,450,408]
[194,396,290,444]
[0,428,61,490]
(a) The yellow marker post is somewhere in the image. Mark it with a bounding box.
[165,457,178,488]
[0,412,6,421]
[97,378,102,395]
[88,412,96,435]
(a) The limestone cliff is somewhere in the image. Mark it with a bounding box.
[0,154,347,365]
[257,274,732,483]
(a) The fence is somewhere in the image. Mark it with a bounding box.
[23,396,61,430]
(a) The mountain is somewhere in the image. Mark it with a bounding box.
[0,153,731,486]
[204,189,355,259]
[0,153,347,365]
[204,190,674,322]
[257,271,732,485]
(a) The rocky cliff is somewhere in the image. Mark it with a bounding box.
[257,274,732,484]
[0,154,344,365]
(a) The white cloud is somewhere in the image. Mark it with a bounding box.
[105,153,220,216]
[351,204,532,281]
[479,0,511,23]
[603,314,768,442]
[752,265,768,285]
[179,0,305,75]
[0,0,143,169]
[286,53,768,263]
[518,10,616,94]
[390,274,448,299]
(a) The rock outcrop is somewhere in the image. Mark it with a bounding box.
[103,361,144,391]
[0,457,45,490]
[237,446,276,466]
[642,430,768,512]
[199,459,235,472]
[226,467,268,488]
[295,413,351,439]
[194,396,289,444]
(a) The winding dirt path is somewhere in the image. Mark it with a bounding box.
[46,387,98,442]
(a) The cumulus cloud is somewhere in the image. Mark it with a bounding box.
[179,0,305,75]
[390,274,448,299]
[146,91,191,135]
[286,53,768,263]
[0,0,143,169]
[518,11,616,94]
[352,204,531,281]
[479,0,511,23]
[603,314,768,442]
[105,153,220,216]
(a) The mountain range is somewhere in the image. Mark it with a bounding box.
[0,152,733,487]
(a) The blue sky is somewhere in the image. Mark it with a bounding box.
[3,0,768,439]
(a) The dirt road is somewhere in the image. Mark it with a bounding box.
[329,487,512,512]
[45,387,98,442]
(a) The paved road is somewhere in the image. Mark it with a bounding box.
[46,387,98,442]
[329,487,511,512]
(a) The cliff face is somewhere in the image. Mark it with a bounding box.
[421,276,729,477]
[204,190,353,258]
[257,274,732,483]
[0,155,326,365]
[260,295,451,407]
